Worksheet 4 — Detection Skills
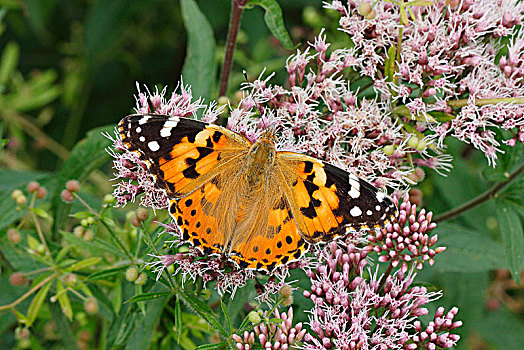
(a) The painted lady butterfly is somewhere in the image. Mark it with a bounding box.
[119,114,397,272]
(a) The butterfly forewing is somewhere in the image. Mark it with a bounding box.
[276,152,397,243]
[119,114,250,197]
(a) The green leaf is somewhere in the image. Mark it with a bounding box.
[26,275,54,326]
[433,223,508,272]
[124,285,171,350]
[384,46,396,82]
[56,279,73,321]
[174,298,183,342]
[60,231,127,258]
[221,300,233,333]
[125,291,173,303]
[496,200,524,284]
[70,211,96,220]
[248,0,293,50]
[32,207,52,221]
[86,266,127,281]
[52,125,114,233]
[0,41,19,86]
[181,0,217,101]
[478,307,524,348]
[178,289,228,338]
[65,257,102,272]
[268,317,283,324]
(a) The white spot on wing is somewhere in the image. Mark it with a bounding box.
[348,174,360,190]
[136,127,142,133]
[348,186,360,199]
[138,116,150,125]
[376,192,385,202]
[139,136,145,142]
[148,141,160,152]
[366,210,372,216]
[160,117,180,138]
[350,206,362,217]
[376,205,381,211]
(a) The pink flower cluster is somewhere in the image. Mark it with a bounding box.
[233,307,306,350]
[324,0,524,166]
[302,240,460,350]
[367,194,446,272]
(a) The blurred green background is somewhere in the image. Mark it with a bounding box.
[1,1,523,349]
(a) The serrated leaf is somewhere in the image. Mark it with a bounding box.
[56,279,73,321]
[65,257,102,272]
[181,0,216,101]
[125,291,173,303]
[496,200,524,284]
[86,266,127,281]
[248,0,293,50]
[221,300,232,333]
[26,276,54,326]
[433,223,508,272]
[178,289,227,338]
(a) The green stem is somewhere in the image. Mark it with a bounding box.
[73,193,134,261]
[435,162,524,222]
[141,222,176,289]
[447,97,524,108]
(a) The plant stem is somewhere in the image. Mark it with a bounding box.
[218,0,248,96]
[0,273,56,311]
[435,162,524,222]
[447,97,524,108]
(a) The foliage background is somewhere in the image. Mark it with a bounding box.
[0,0,523,349]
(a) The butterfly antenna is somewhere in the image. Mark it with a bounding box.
[243,69,268,130]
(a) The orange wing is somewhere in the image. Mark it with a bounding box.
[276,152,397,243]
[119,114,250,198]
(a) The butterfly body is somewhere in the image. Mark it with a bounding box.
[119,114,397,272]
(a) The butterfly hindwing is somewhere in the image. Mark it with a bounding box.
[277,152,397,243]
[119,114,250,197]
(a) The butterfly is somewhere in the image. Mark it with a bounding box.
[118,114,397,272]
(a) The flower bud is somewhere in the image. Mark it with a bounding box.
[7,228,21,244]
[103,194,115,204]
[16,195,27,206]
[125,267,139,282]
[358,2,372,16]
[11,189,24,200]
[61,190,74,203]
[73,226,85,238]
[383,145,395,155]
[134,272,147,285]
[27,181,40,193]
[84,297,98,314]
[248,310,261,324]
[66,180,80,193]
[279,284,293,298]
[83,229,94,242]
[408,136,420,148]
[10,272,28,286]
[36,187,47,199]
[136,208,149,221]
